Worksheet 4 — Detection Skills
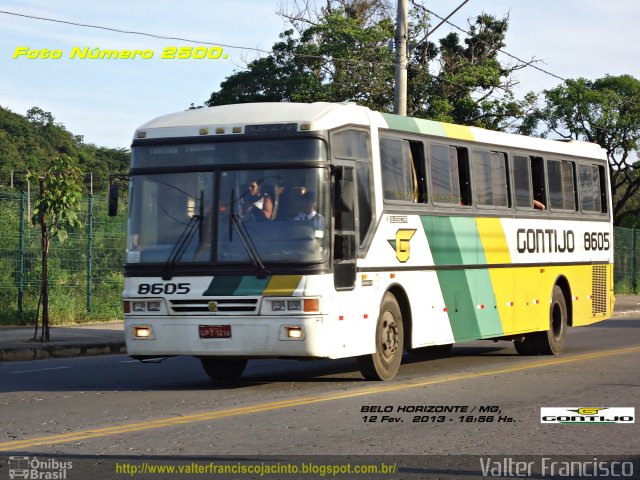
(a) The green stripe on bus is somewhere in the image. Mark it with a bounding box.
[450,218,503,337]
[380,113,447,137]
[421,216,480,340]
[203,276,270,296]
[422,216,504,340]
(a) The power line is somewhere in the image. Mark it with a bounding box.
[0,8,401,70]
[0,9,272,55]
[420,5,567,83]
[3,8,637,145]
[0,7,516,99]
[3,6,633,122]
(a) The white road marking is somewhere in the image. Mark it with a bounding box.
[11,366,70,374]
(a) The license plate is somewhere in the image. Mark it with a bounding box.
[199,325,231,339]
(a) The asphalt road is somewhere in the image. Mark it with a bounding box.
[1,314,638,465]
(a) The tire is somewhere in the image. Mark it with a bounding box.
[357,293,404,381]
[200,358,248,381]
[533,285,568,355]
[513,337,538,355]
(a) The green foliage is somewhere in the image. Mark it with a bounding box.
[208,9,395,110]
[0,105,129,191]
[27,155,84,244]
[205,2,536,132]
[536,75,640,225]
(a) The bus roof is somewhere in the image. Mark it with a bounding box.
[135,102,606,161]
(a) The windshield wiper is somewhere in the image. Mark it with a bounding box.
[230,213,269,274]
[162,213,203,280]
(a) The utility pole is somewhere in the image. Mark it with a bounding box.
[393,0,408,116]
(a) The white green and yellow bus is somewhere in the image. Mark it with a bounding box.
[115,102,614,381]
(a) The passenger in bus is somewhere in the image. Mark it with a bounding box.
[294,191,325,230]
[533,199,546,210]
[244,180,273,220]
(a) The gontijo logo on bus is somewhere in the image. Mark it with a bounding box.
[388,229,417,263]
[569,407,607,415]
[541,407,635,424]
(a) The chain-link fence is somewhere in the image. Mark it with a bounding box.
[614,226,640,294]
[0,190,127,325]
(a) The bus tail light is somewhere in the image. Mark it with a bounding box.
[123,301,131,313]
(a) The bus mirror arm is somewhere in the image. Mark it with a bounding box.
[334,233,355,260]
[108,183,119,217]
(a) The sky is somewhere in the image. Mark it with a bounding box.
[1,0,639,149]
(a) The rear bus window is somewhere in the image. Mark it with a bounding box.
[579,164,606,213]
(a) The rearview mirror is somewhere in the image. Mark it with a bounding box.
[108,184,119,217]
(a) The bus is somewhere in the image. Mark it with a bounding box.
[113,102,614,381]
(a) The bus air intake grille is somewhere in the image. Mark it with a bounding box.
[592,265,607,315]
[169,298,259,315]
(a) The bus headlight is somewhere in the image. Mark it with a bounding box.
[279,325,305,340]
[287,326,304,338]
[147,301,161,312]
[128,300,164,314]
[133,302,147,312]
[287,300,302,311]
[271,300,287,311]
[133,325,154,339]
[267,298,320,314]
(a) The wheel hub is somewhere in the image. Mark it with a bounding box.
[380,312,399,360]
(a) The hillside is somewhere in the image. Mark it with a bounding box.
[0,105,129,192]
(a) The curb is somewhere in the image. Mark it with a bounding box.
[0,342,126,362]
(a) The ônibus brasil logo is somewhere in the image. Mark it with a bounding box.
[541,407,635,424]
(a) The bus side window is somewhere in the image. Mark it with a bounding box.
[381,137,415,202]
[457,148,472,206]
[547,159,577,211]
[407,140,427,203]
[579,164,607,214]
[380,137,427,204]
[531,156,547,210]
[472,149,509,208]
[513,154,533,209]
[429,144,471,206]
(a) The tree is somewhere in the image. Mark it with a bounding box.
[407,10,538,131]
[26,155,83,341]
[537,75,640,225]
[204,1,536,132]
[208,3,395,110]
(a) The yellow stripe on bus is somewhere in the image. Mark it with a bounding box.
[441,123,474,141]
[475,218,513,334]
[263,275,303,296]
[475,218,511,264]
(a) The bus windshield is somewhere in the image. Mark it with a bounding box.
[127,167,330,265]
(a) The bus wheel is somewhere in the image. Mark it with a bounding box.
[534,285,568,355]
[200,358,248,381]
[357,293,404,381]
[513,337,538,355]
